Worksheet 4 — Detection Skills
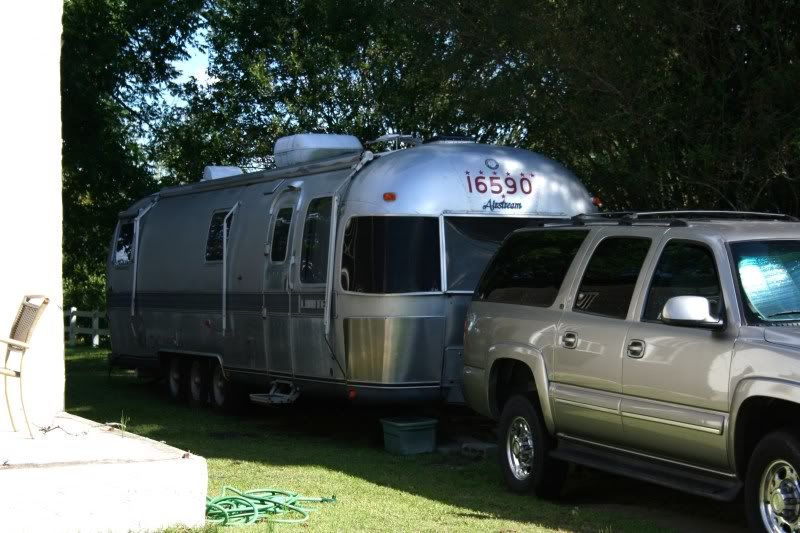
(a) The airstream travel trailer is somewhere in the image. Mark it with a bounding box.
[107,134,596,409]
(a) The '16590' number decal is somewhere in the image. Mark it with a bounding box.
[465,172,533,195]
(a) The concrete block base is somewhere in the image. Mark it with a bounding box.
[0,412,207,532]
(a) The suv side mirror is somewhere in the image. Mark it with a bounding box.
[661,296,725,330]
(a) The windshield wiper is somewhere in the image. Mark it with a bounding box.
[768,311,800,318]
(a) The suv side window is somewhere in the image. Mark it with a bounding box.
[475,229,589,307]
[643,240,721,322]
[574,237,651,319]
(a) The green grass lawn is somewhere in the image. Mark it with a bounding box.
[64,347,742,532]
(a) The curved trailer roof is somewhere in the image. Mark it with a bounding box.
[119,142,593,219]
[344,142,593,217]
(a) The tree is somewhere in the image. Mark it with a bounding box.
[157,0,800,214]
[62,0,202,308]
[517,1,800,212]
[61,0,800,307]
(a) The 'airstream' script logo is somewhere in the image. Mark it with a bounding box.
[483,196,523,211]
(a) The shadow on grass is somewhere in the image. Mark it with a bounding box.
[65,348,746,532]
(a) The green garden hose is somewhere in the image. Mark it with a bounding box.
[206,486,336,526]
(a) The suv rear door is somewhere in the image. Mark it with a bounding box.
[620,236,737,469]
[553,228,657,445]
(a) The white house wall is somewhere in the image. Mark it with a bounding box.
[0,1,65,433]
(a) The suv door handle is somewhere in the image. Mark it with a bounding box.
[562,331,578,349]
[627,340,646,358]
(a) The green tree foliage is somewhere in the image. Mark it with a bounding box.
[519,1,800,211]
[158,0,800,212]
[62,0,202,308]
[64,0,800,306]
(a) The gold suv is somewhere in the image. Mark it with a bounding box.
[463,211,800,532]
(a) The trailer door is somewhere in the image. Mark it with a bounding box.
[263,190,300,376]
[291,196,335,380]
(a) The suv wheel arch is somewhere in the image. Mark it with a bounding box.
[488,345,554,433]
[731,378,800,476]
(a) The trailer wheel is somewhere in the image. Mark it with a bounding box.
[167,356,187,402]
[211,363,243,412]
[188,358,209,407]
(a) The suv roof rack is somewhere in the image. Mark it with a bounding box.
[570,210,798,227]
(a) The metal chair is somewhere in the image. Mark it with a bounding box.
[0,295,49,436]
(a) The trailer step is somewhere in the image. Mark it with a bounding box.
[249,381,300,405]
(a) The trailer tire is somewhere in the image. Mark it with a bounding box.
[188,358,209,407]
[211,363,243,412]
[166,356,188,402]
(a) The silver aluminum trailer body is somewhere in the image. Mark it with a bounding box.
[107,141,594,404]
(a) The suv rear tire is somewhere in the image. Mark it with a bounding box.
[498,394,567,498]
[745,430,800,533]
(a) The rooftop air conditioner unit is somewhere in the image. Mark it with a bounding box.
[274,134,363,168]
[202,166,243,181]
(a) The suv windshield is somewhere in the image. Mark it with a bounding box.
[731,240,800,323]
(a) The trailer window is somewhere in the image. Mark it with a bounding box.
[113,221,134,265]
[205,211,235,262]
[475,229,588,306]
[300,197,333,284]
[270,208,293,262]
[341,217,441,293]
[444,217,557,291]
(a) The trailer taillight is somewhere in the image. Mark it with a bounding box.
[383,192,397,202]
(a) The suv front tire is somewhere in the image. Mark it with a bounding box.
[746,430,800,533]
[498,394,568,498]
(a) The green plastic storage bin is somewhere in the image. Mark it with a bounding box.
[381,417,438,455]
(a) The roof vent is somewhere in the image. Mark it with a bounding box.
[366,134,421,150]
[423,135,475,144]
[202,166,243,181]
[274,134,363,168]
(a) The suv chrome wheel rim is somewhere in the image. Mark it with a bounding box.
[761,459,800,532]
[507,416,534,481]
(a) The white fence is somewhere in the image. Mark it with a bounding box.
[64,307,110,347]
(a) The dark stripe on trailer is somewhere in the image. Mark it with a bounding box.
[108,291,325,316]
[226,366,440,388]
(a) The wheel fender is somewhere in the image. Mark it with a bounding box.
[158,351,226,379]
[729,377,800,473]
[487,342,554,434]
